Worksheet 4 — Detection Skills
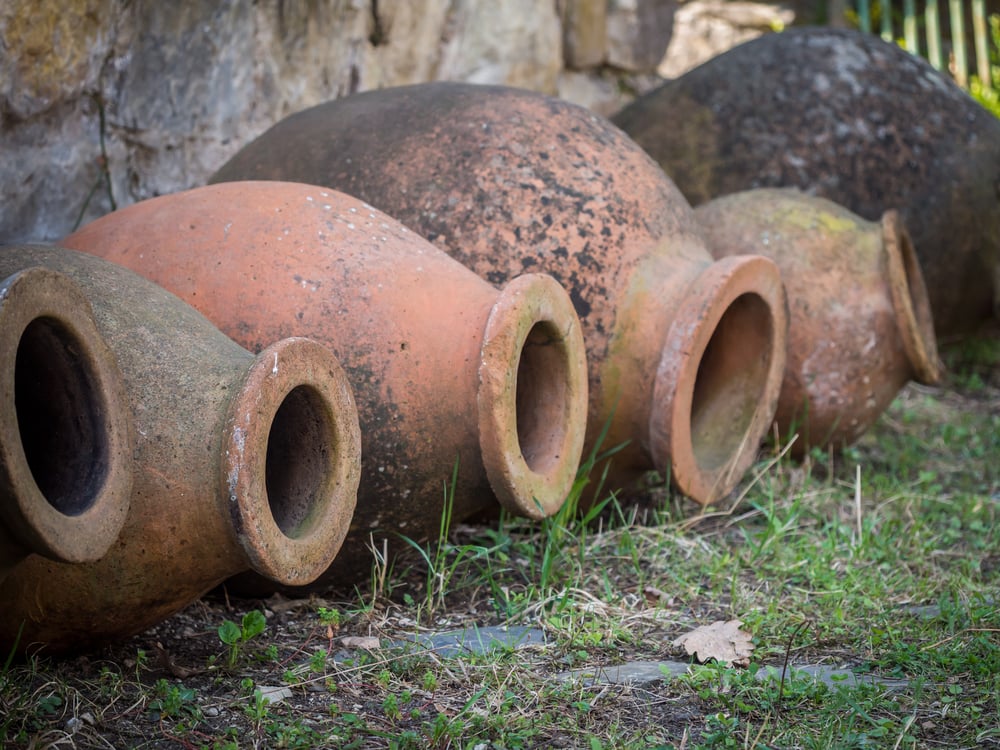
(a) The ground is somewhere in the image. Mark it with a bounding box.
[1,328,998,749]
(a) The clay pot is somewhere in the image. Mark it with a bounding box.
[611,27,1000,339]
[0,245,361,653]
[694,188,943,451]
[209,82,789,505]
[1,267,132,582]
[61,180,589,582]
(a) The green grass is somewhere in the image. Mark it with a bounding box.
[970,14,1000,120]
[1,335,997,749]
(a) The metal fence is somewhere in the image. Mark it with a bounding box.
[853,0,996,90]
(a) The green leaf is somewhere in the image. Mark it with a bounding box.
[241,610,267,641]
[218,619,241,645]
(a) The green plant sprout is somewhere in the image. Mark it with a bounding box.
[217,610,267,668]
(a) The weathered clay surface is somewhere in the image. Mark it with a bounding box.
[0,245,361,652]
[0,267,132,581]
[210,83,788,505]
[695,188,943,451]
[612,27,1000,337]
[62,181,589,581]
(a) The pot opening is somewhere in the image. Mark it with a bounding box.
[689,292,774,472]
[514,320,571,474]
[264,384,335,539]
[14,317,107,516]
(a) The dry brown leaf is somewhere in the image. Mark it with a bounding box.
[643,585,674,605]
[153,642,206,679]
[340,635,381,650]
[672,619,754,667]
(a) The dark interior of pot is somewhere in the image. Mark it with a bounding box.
[514,320,571,475]
[15,317,107,516]
[689,292,774,472]
[264,384,336,538]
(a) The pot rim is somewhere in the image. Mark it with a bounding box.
[0,265,133,568]
[477,273,589,519]
[649,254,788,505]
[881,211,944,386]
[221,336,361,586]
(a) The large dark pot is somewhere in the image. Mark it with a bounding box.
[0,245,361,653]
[1,267,132,582]
[62,181,589,584]
[611,27,1000,339]
[209,82,789,507]
[694,188,943,451]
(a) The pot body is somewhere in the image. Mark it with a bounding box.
[0,245,361,653]
[209,82,788,505]
[694,188,943,451]
[62,181,589,583]
[0,267,132,581]
[611,27,1000,339]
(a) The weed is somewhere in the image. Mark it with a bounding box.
[317,606,341,628]
[217,609,267,668]
[149,678,200,721]
[398,458,502,619]
[970,14,1000,119]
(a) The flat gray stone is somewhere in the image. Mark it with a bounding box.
[257,685,294,705]
[395,625,546,657]
[759,665,910,692]
[556,660,910,691]
[557,660,690,685]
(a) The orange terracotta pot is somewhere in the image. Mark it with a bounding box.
[693,189,943,451]
[209,82,788,505]
[0,245,361,653]
[62,181,589,582]
[1,267,132,582]
[611,27,1000,339]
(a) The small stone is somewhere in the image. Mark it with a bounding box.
[65,717,83,734]
[257,686,294,705]
[340,635,381,650]
[204,706,220,717]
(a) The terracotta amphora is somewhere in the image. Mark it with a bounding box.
[0,245,361,653]
[61,181,589,584]
[693,188,943,451]
[611,27,1000,339]
[1,267,132,582]
[208,82,789,506]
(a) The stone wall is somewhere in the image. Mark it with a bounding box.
[1,0,800,243]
